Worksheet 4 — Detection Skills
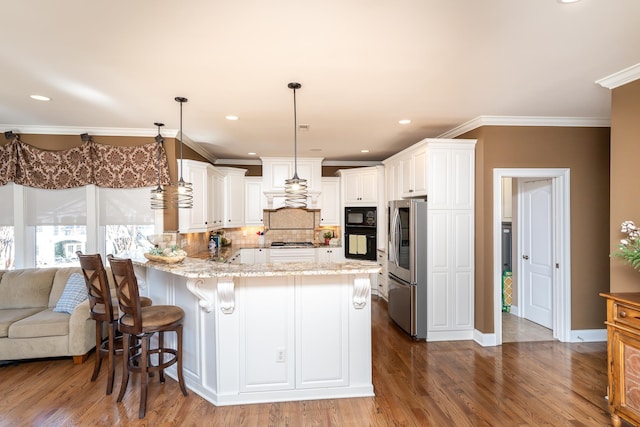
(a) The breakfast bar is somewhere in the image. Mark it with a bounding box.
[132,255,379,406]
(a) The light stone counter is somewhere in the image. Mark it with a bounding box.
[133,255,379,279]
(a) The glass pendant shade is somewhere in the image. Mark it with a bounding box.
[170,96,193,209]
[284,82,307,208]
[150,122,169,209]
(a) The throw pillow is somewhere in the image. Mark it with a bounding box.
[53,272,88,314]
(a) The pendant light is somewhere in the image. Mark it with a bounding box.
[284,82,307,208]
[171,96,193,209]
[150,122,168,209]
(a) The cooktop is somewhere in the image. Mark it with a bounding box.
[270,242,314,247]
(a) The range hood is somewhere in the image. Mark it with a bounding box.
[263,190,321,209]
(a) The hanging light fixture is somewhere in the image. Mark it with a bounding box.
[284,82,307,208]
[150,122,168,209]
[170,96,193,209]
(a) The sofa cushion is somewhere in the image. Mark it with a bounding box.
[0,268,57,310]
[0,307,45,338]
[8,308,69,338]
[49,267,83,308]
[53,273,88,314]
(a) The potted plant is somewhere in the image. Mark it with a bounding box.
[323,231,333,245]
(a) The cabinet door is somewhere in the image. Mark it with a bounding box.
[295,275,349,389]
[225,172,245,228]
[238,276,295,392]
[400,155,413,197]
[245,178,264,226]
[178,160,209,232]
[359,169,378,203]
[212,170,225,228]
[611,329,640,425]
[343,173,361,204]
[319,178,340,225]
[412,149,428,195]
[385,161,398,203]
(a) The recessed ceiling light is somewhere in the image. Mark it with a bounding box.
[361,149,370,153]
[558,0,580,3]
[399,119,411,125]
[30,94,51,101]
[248,152,256,155]
[225,115,239,121]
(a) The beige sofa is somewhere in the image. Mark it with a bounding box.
[0,267,96,364]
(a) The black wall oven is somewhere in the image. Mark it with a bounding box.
[344,207,377,261]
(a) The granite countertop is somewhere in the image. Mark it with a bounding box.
[132,255,379,279]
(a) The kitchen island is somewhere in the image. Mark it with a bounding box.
[131,255,379,406]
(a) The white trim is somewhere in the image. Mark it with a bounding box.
[570,329,607,343]
[493,168,571,346]
[438,116,610,139]
[215,159,263,165]
[473,329,497,347]
[595,63,640,89]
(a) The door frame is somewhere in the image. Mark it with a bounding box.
[492,168,570,346]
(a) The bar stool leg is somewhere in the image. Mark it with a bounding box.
[177,325,188,396]
[139,334,150,419]
[91,320,103,382]
[106,322,116,395]
[117,333,131,403]
[158,331,165,383]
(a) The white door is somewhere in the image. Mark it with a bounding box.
[522,179,553,329]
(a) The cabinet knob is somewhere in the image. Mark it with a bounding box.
[620,311,627,318]
[523,255,529,260]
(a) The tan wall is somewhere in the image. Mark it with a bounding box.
[460,126,611,333]
[610,79,640,291]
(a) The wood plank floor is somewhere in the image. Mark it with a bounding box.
[0,298,615,426]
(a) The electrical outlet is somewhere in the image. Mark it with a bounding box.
[276,348,285,363]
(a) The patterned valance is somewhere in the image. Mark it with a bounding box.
[0,137,171,189]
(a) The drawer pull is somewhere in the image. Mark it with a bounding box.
[620,311,627,318]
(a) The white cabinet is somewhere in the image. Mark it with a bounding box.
[245,177,265,226]
[178,160,211,233]
[319,178,340,226]
[376,250,388,300]
[400,147,427,198]
[339,166,381,206]
[385,161,400,203]
[209,167,224,230]
[269,248,316,263]
[239,248,268,264]
[316,247,344,263]
[218,167,246,228]
[427,143,474,211]
[238,274,350,393]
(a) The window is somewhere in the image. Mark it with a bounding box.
[99,187,156,257]
[0,184,15,269]
[25,187,87,268]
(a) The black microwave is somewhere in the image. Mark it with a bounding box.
[345,207,376,228]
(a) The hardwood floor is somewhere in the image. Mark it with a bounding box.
[0,298,614,426]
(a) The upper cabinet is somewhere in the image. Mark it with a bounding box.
[383,139,475,210]
[245,176,264,226]
[261,157,323,208]
[177,160,246,233]
[218,167,247,228]
[178,160,211,233]
[319,177,340,225]
[339,166,382,206]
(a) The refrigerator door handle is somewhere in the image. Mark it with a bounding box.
[392,209,401,269]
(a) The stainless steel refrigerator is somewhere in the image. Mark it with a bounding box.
[387,199,428,339]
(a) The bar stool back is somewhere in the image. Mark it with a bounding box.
[107,255,188,419]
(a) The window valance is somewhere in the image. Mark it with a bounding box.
[0,136,170,189]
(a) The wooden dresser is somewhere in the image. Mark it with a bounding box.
[601,292,640,427]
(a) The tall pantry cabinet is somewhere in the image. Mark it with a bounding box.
[384,138,476,341]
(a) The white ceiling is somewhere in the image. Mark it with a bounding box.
[1,1,638,162]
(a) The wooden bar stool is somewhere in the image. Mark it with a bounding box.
[77,252,151,395]
[107,255,188,419]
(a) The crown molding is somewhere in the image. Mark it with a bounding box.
[214,159,262,165]
[437,115,610,139]
[596,63,640,89]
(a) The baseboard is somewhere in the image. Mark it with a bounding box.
[473,330,497,347]
[569,329,607,343]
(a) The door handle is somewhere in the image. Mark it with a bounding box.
[523,255,529,260]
